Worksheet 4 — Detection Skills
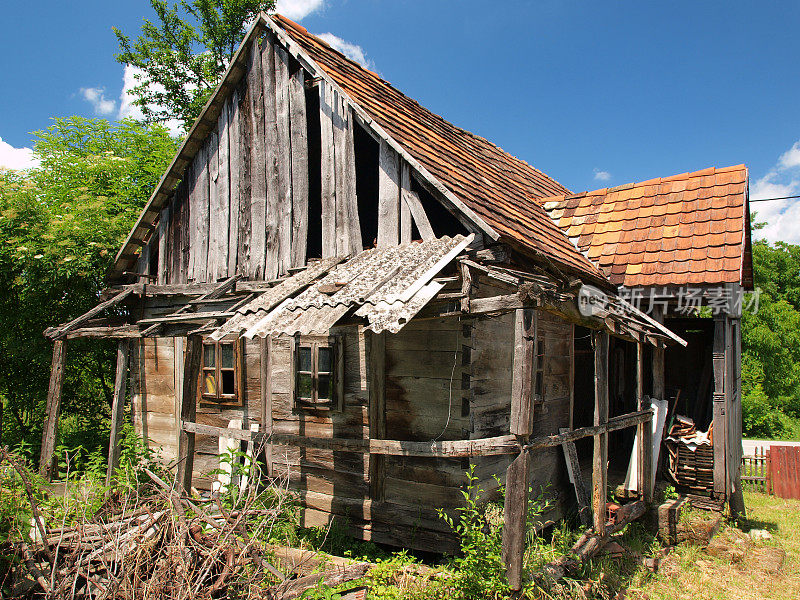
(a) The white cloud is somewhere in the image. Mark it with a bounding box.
[750,142,800,244]
[81,87,116,116]
[0,137,39,170]
[315,33,371,68]
[118,65,183,137]
[275,0,324,21]
[593,168,611,182]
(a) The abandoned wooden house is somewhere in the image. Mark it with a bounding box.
[39,12,751,586]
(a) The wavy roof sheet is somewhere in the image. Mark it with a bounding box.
[541,165,753,288]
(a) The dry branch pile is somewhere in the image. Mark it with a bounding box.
[1,449,370,600]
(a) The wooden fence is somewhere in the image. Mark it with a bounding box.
[740,447,769,493]
[741,445,800,499]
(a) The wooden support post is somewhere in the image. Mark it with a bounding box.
[636,342,653,502]
[177,335,202,494]
[651,306,665,401]
[503,308,537,591]
[712,316,727,498]
[261,336,273,476]
[560,428,591,526]
[40,340,67,480]
[593,331,609,536]
[510,309,536,436]
[368,332,386,502]
[502,450,531,591]
[106,341,130,487]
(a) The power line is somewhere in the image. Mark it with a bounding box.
[750,194,800,203]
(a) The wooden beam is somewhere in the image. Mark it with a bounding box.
[181,421,520,457]
[712,316,727,497]
[636,343,653,502]
[64,326,142,339]
[593,330,609,536]
[510,309,537,436]
[368,332,386,502]
[289,67,309,268]
[46,288,134,339]
[176,335,203,493]
[560,428,591,526]
[502,449,531,591]
[523,410,651,451]
[39,340,67,480]
[261,336,273,476]
[106,341,130,487]
[651,306,666,400]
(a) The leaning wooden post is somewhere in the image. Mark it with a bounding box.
[502,308,536,591]
[106,341,130,487]
[40,339,67,480]
[592,331,609,536]
[177,335,203,494]
[636,342,653,503]
[368,332,387,503]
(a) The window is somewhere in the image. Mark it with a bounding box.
[293,335,343,411]
[201,340,242,406]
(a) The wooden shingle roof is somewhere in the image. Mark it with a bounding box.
[541,165,753,289]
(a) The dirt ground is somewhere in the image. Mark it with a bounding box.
[622,492,800,600]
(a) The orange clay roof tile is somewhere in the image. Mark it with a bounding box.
[540,165,752,288]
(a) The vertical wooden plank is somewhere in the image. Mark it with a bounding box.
[177,335,202,493]
[247,37,267,279]
[510,308,536,436]
[206,130,221,280]
[343,105,362,254]
[237,80,253,277]
[188,141,210,282]
[209,100,231,281]
[273,41,293,276]
[593,330,609,536]
[157,205,170,285]
[569,324,575,429]
[400,163,412,244]
[179,178,190,284]
[228,92,241,276]
[400,167,435,241]
[636,342,653,502]
[332,90,354,256]
[319,81,337,258]
[106,341,130,487]
[288,67,309,268]
[260,336,273,476]
[39,340,66,480]
[368,332,386,502]
[262,36,279,280]
[377,140,400,247]
[712,316,727,497]
[651,306,665,401]
[502,450,531,591]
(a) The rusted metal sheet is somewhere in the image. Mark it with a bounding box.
[769,445,800,500]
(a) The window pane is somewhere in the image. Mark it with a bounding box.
[318,374,332,400]
[297,373,313,399]
[318,346,332,373]
[204,344,215,368]
[204,371,217,396]
[298,346,312,372]
[220,343,234,369]
[221,370,235,396]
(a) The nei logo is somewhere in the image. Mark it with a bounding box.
[577,285,609,317]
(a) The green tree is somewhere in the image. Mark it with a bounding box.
[0,117,178,454]
[741,237,800,437]
[114,0,275,130]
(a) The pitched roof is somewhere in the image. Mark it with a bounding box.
[541,165,753,289]
[271,15,604,281]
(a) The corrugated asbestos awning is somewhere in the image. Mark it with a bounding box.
[210,234,473,340]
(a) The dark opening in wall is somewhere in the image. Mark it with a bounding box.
[149,241,159,279]
[305,83,322,259]
[412,176,468,238]
[354,122,379,249]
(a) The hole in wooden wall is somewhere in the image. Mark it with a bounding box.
[412,176,468,238]
[305,83,322,259]
[354,122,379,249]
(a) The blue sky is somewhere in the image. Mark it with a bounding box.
[2,0,799,242]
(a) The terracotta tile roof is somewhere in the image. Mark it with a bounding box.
[272,15,606,282]
[541,165,753,288]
